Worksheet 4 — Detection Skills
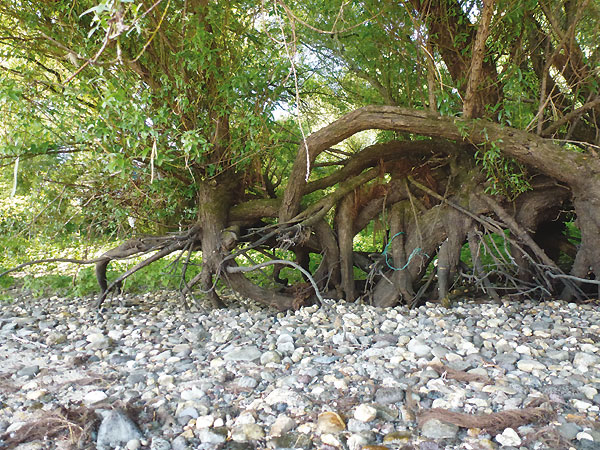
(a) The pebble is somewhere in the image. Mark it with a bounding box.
[420,419,458,439]
[1,293,599,450]
[96,409,143,450]
[316,411,345,434]
[517,359,546,372]
[223,345,262,361]
[150,437,171,450]
[407,338,432,357]
[269,415,296,436]
[84,390,108,404]
[354,404,377,422]
[495,427,521,446]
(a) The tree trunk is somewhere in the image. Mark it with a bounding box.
[194,181,236,308]
[336,194,357,301]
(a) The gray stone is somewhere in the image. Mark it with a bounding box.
[267,432,312,450]
[419,442,441,450]
[574,352,600,368]
[224,346,261,361]
[375,387,404,404]
[171,436,188,450]
[236,376,259,389]
[127,371,147,385]
[150,437,172,450]
[420,419,458,439]
[559,422,581,441]
[546,350,569,361]
[96,409,143,450]
[16,365,39,378]
[178,407,199,419]
[346,418,371,433]
[431,346,449,358]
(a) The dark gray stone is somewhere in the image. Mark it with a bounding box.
[267,432,312,449]
[558,422,581,440]
[375,387,404,404]
[16,365,39,378]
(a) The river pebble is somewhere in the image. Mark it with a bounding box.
[0,293,599,449]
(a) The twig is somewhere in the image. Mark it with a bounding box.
[545,271,600,286]
[11,335,48,348]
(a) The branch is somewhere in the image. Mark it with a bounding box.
[0,257,107,278]
[542,95,600,137]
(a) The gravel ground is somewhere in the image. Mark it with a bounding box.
[0,292,599,450]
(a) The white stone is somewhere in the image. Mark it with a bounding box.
[234,411,256,425]
[181,387,204,400]
[495,428,522,447]
[573,399,592,411]
[515,345,531,355]
[347,433,369,450]
[26,389,47,400]
[84,390,108,404]
[581,386,598,400]
[407,338,432,357]
[321,433,342,447]
[195,415,215,429]
[126,439,141,450]
[354,404,377,422]
[517,359,546,372]
[577,431,594,441]
[5,422,26,434]
[197,428,226,444]
[158,374,174,386]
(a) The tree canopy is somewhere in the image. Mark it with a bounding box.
[1,0,599,309]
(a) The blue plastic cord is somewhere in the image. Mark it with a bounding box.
[383,231,429,271]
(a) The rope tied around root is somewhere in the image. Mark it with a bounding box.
[382,231,429,271]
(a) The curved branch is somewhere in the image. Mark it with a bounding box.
[226,259,324,305]
[280,105,599,221]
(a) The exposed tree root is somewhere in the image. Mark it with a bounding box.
[3,113,596,310]
[418,407,556,435]
[0,405,100,448]
[428,363,491,384]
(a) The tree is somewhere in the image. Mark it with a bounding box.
[1,0,599,309]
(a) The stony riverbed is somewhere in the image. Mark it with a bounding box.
[0,292,599,450]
